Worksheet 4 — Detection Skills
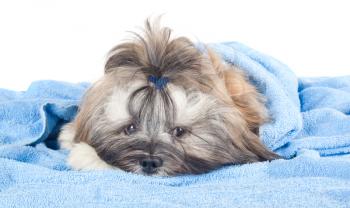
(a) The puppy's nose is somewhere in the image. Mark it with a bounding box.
[140,158,163,174]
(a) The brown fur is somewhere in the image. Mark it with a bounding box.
[207,49,268,134]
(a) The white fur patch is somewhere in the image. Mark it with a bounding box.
[67,142,114,171]
[105,81,144,124]
[58,122,114,171]
[169,84,216,125]
[105,88,131,123]
[58,123,76,150]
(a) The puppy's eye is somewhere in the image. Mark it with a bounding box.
[124,123,137,135]
[172,127,187,138]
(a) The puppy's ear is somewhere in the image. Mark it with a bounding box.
[208,49,268,134]
[207,50,280,161]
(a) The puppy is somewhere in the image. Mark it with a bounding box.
[58,19,279,176]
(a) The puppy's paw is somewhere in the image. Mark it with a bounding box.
[58,123,76,150]
[67,142,114,171]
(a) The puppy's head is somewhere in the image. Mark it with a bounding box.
[72,19,279,176]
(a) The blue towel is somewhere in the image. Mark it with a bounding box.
[1,42,350,207]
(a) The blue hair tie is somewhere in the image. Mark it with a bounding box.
[148,75,169,90]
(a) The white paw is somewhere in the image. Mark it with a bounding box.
[67,142,114,171]
[58,123,76,150]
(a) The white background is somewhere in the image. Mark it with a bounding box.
[0,0,349,91]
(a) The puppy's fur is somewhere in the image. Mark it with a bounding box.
[59,19,279,176]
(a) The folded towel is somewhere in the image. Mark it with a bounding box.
[0,81,89,147]
[1,42,350,207]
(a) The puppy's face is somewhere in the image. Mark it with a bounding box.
[70,21,279,176]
